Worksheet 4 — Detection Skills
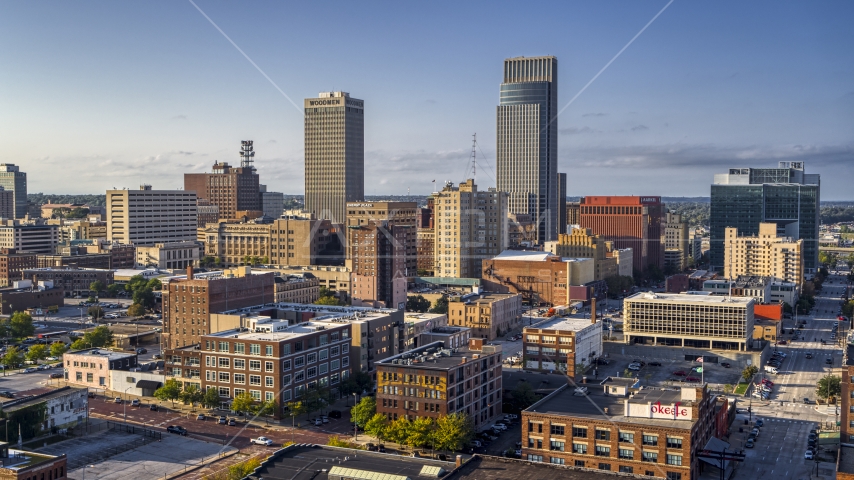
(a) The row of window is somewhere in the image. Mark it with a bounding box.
[525,455,682,479]
[531,424,682,448]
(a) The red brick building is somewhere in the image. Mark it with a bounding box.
[184,157,260,221]
[0,248,37,287]
[579,196,665,272]
[0,442,67,479]
[162,266,275,349]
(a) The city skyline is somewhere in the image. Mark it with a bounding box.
[1,1,852,199]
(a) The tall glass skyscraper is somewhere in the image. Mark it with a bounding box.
[496,56,558,244]
[710,161,820,274]
[304,91,364,224]
[0,163,27,219]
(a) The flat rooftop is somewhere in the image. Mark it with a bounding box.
[65,348,136,361]
[626,291,753,305]
[218,301,397,318]
[206,321,348,341]
[526,384,699,430]
[403,312,447,324]
[253,445,455,480]
[839,445,854,474]
[447,455,652,480]
[525,315,597,332]
[378,341,502,370]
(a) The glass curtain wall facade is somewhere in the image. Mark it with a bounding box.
[496,56,558,244]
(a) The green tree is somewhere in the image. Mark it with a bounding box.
[231,391,256,416]
[87,306,104,320]
[285,401,307,423]
[816,374,842,401]
[429,296,449,315]
[723,384,734,394]
[133,287,155,309]
[1,346,25,370]
[147,278,162,291]
[406,295,431,313]
[407,417,435,448]
[178,384,204,406]
[819,251,834,266]
[350,396,376,428]
[338,377,359,401]
[153,378,182,406]
[741,365,759,383]
[25,344,48,362]
[126,275,149,294]
[89,280,105,294]
[127,303,146,317]
[72,325,113,349]
[385,416,412,446]
[352,371,374,397]
[202,387,221,409]
[49,341,68,357]
[510,381,539,410]
[314,296,342,306]
[432,413,473,452]
[106,284,122,297]
[257,399,279,424]
[364,413,389,440]
[9,312,35,339]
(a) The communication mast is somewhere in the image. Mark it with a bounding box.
[240,140,255,170]
[469,133,477,182]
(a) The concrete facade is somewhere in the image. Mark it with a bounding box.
[0,163,27,219]
[0,221,59,254]
[523,315,603,377]
[663,212,690,272]
[63,349,139,390]
[724,222,804,286]
[447,292,522,340]
[106,186,198,246]
[135,241,200,270]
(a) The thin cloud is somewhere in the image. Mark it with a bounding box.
[631,125,649,132]
[560,126,596,135]
[582,112,607,117]
[171,115,187,120]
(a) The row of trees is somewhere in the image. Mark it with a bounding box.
[405,295,448,315]
[315,287,347,307]
[0,341,69,369]
[349,396,474,452]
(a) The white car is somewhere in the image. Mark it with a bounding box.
[251,436,273,446]
[804,450,814,460]
[313,418,322,426]
[628,363,641,371]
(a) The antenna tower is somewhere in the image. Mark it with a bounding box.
[469,133,477,182]
[240,140,255,170]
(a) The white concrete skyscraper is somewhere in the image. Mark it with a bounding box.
[496,56,559,244]
[304,91,365,224]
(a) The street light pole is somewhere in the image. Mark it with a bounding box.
[353,393,358,441]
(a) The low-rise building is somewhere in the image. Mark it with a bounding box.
[448,292,522,340]
[402,312,449,350]
[0,443,67,480]
[417,326,472,351]
[770,281,799,306]
[482,251,594,306]
[37,251,112,270]
[0,248,37,287]
[522,314,603,377]
[522,378,716,479]
[23,267,114,297]
[109,370,165,397]
[376,338,503,430]
[135,241,200,270]
[0,220,59,254]
[544,229,619,281]
[0,387,88,438]
[752,318,781,342]
[273,273,320,304]
[0,283,64,315]
[63,349,139,390]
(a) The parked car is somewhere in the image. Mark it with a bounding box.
[114,397,122,404]
[628,363,641,371]
[805,450,814,460]
[648,362,662,366]
[720,362,731,368]
[22,367,37,373]
[673,370,687,376]
[227,418,237,426]
[166,425,188,436]
[745,439,754,448]
[313,418,323,426]
[328,410,342,419]
[150,404,158,411]
[321,416,329,423]
[251,436,274,446]
[136,348,147,354]
[50,372,63,378]
[218,416,227,424]
[826,359,833,365]
[196,414,205,420]
[131,399,141,407]
[686,376,701,382]
[755,419,764,427]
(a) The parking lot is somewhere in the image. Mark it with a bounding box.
[592,352,743,388]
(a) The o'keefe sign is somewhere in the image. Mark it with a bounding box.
[626,401,693,420]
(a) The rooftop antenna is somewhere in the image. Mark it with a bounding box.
[469,133,477,182]
[240,140,255,171]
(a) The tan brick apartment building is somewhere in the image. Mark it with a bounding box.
[522,379,716,479]
[724,222,804,286]
[166,320,353,417]
[273,274,320,304]
[161,266,275,349]
[447,292,522,340]
[376,338,503,430]
[544,228,620,281]
[63,349,139,390]
[523,314,603,377]
[0,248,36,287]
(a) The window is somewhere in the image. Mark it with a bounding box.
[218,358,230,368]
[550,441,564,452]
[307,352,317,364]
[619,466,634,474]
[642,451,658,463]
[266,376,274,387]
[219,372,230,382]
[234,343,245,354]
[319,349,328,360]
[307,367,317,379]
[342,344,349,353]
[265,361,274,372]
[331,359,340,370]
[265,345,273,356]
[526,455,543,463]
[294,356,305,368]
[666,454,683,466]
[250,344,260,355]
[319,363,328,375]
[282,359,291,370]
[294,371,305,382]
[574,460,585,467]
[666,437,682,449]
[595,429,610,441]
[619,449,634,460]
[342,356,349,367]
[234,374,246,384]
[550,457,564,465]
[218,386,230,397]
[572,426,587,438]
[249,360,261,371]
[330,372,340,384]
[550,425,565,435]
[572,443,587,454]
[86,373,93,382]
[218,341,229,353]
[234,388,245,397]
[330,346,340,356]
[282,374,291,386]
[666,473,682,480]
[527,438,535,448]
[595,445,610,457]
[642,434,658,446]
[619,431,634,443]
[598,463,611,471]
[250,390,261,401]
[234,359,245,369]
[320,334,328,345]
[250,375,261,386]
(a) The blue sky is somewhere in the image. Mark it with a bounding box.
[1,1,852,199]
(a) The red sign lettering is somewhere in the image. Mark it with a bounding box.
[651,401,687,418]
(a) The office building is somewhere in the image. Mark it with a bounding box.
[161,266,275,349]
[23,267,114,297]
[544,228,619,281]
[0,248,37,287]
[347,202,416,309]
[579,196,665,272]
[199,217,342,268]
[0,187,13,220]
[184,141,262,220]
[401,312,451,350]
[63,348,139,390]
[376,338,503,429]
[522,379,715,479]
[0,221,59,254]
[259,185,284,219]
[481,251,594,306]
[689,234,703,263]
[522,314,602,377]
[496,56,559,244]
[304,91,365,224]
[135,241,200,270]
[623,292,755,351]
[566,201,580,226]
[710,161,820,273]
[663,212,689,272]
[0,164,27,219]
[432,180,508,278]
[558,173,567,235]
[106,186,198,246]
[273,273,320,304]
[447,292,522,340]
[724,222,804,286]
[196,198,220,227]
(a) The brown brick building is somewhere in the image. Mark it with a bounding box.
[37,253,112,270]
[0,248,37,287]
[0,285,65,314]
[0,443,67,480]
[376,338,503,430]
[165,320,353,417]
[184,156,260,221]
[841,345,854,444]
[579,196,665,272]
[482,252,596,306]
[161,266,275,349]
[23,268,114,297]
[522,379,716,479]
